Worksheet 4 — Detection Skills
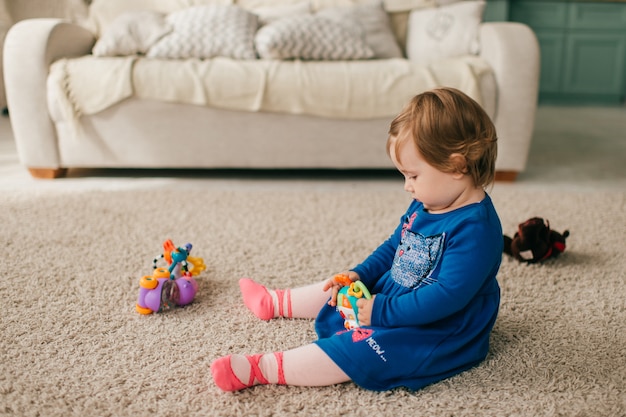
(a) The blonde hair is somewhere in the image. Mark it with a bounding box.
[387,87,498,187]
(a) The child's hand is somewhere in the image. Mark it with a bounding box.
[356,295,375,326]
[324,271,360,307]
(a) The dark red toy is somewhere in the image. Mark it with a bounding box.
[503,217,570,263]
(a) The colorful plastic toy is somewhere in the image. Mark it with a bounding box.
[136,239,206,315]
[335,275,372,330]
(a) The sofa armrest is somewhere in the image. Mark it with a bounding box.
[479,22,540,174]
[3,18,95,169]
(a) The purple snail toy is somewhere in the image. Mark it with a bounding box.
[136,239,206,315]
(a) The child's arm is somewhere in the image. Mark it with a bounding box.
[351,205,413,288]
[370,221,502,327]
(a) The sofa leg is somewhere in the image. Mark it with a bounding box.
[28,168,68,179]
[495,171,518,182]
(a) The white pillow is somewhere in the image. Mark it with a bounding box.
[380,0,436,13]
[252,1,311,26]
[92,11,171,56]
[317,2,403,59]
[85,0,233,36]
[436,0,464,5]
[405,0,485,66]
[147,5,259,59]
[254,14,374,60]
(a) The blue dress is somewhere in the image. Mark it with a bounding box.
[315,195,502,391]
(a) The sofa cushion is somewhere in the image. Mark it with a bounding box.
[48,54,494,124]
[146,4,258,60]
[251,0,311,25]
[316,2,403,59]
[406,0,485,65]
[254,14,374,60]
[92,11,172,56]
[251,1,402,59]
[85,0,234,36]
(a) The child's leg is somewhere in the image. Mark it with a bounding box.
[239,278,331,320]
[211,343,349,391]
[282,344,349,386]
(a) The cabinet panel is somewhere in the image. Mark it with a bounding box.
[510,0,626,104]
[564,33,626,95]
[510,2,567,28]
[569,3,626,30]
[536,31,566,93]
[484,1,509,21]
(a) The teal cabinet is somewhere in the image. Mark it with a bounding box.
[538,32,567,94]
[565,33,625,96]
[483,0,509,21]
[510,1,626,104]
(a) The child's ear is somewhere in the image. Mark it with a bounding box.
[449,153,468,178]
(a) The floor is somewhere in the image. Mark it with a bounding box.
[516,105,626,190]
[1,105,625,192]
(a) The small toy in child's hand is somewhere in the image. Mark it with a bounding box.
[335,277,372,329]
[503,217,570,263]
[136,239,206,314]
[334,273,353,287]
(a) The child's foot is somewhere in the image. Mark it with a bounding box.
[239,278,291,320]
[210,352,285,392]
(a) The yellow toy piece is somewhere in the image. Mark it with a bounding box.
[347,282,366,298]
[187,256,206,276]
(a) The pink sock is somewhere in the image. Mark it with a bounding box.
[211,352,285,392]
[210,345,349,391]
[239,278,333,320]
[239,278,291,320]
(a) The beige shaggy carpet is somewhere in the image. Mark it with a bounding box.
[1,184,624,417]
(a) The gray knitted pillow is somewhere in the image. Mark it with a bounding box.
[254,14,375,60]
[147,5,258,60]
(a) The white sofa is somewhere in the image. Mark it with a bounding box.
[0,0,90,110]
[3,0,540,180]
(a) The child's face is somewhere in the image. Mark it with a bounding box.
[389,135,471,214]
